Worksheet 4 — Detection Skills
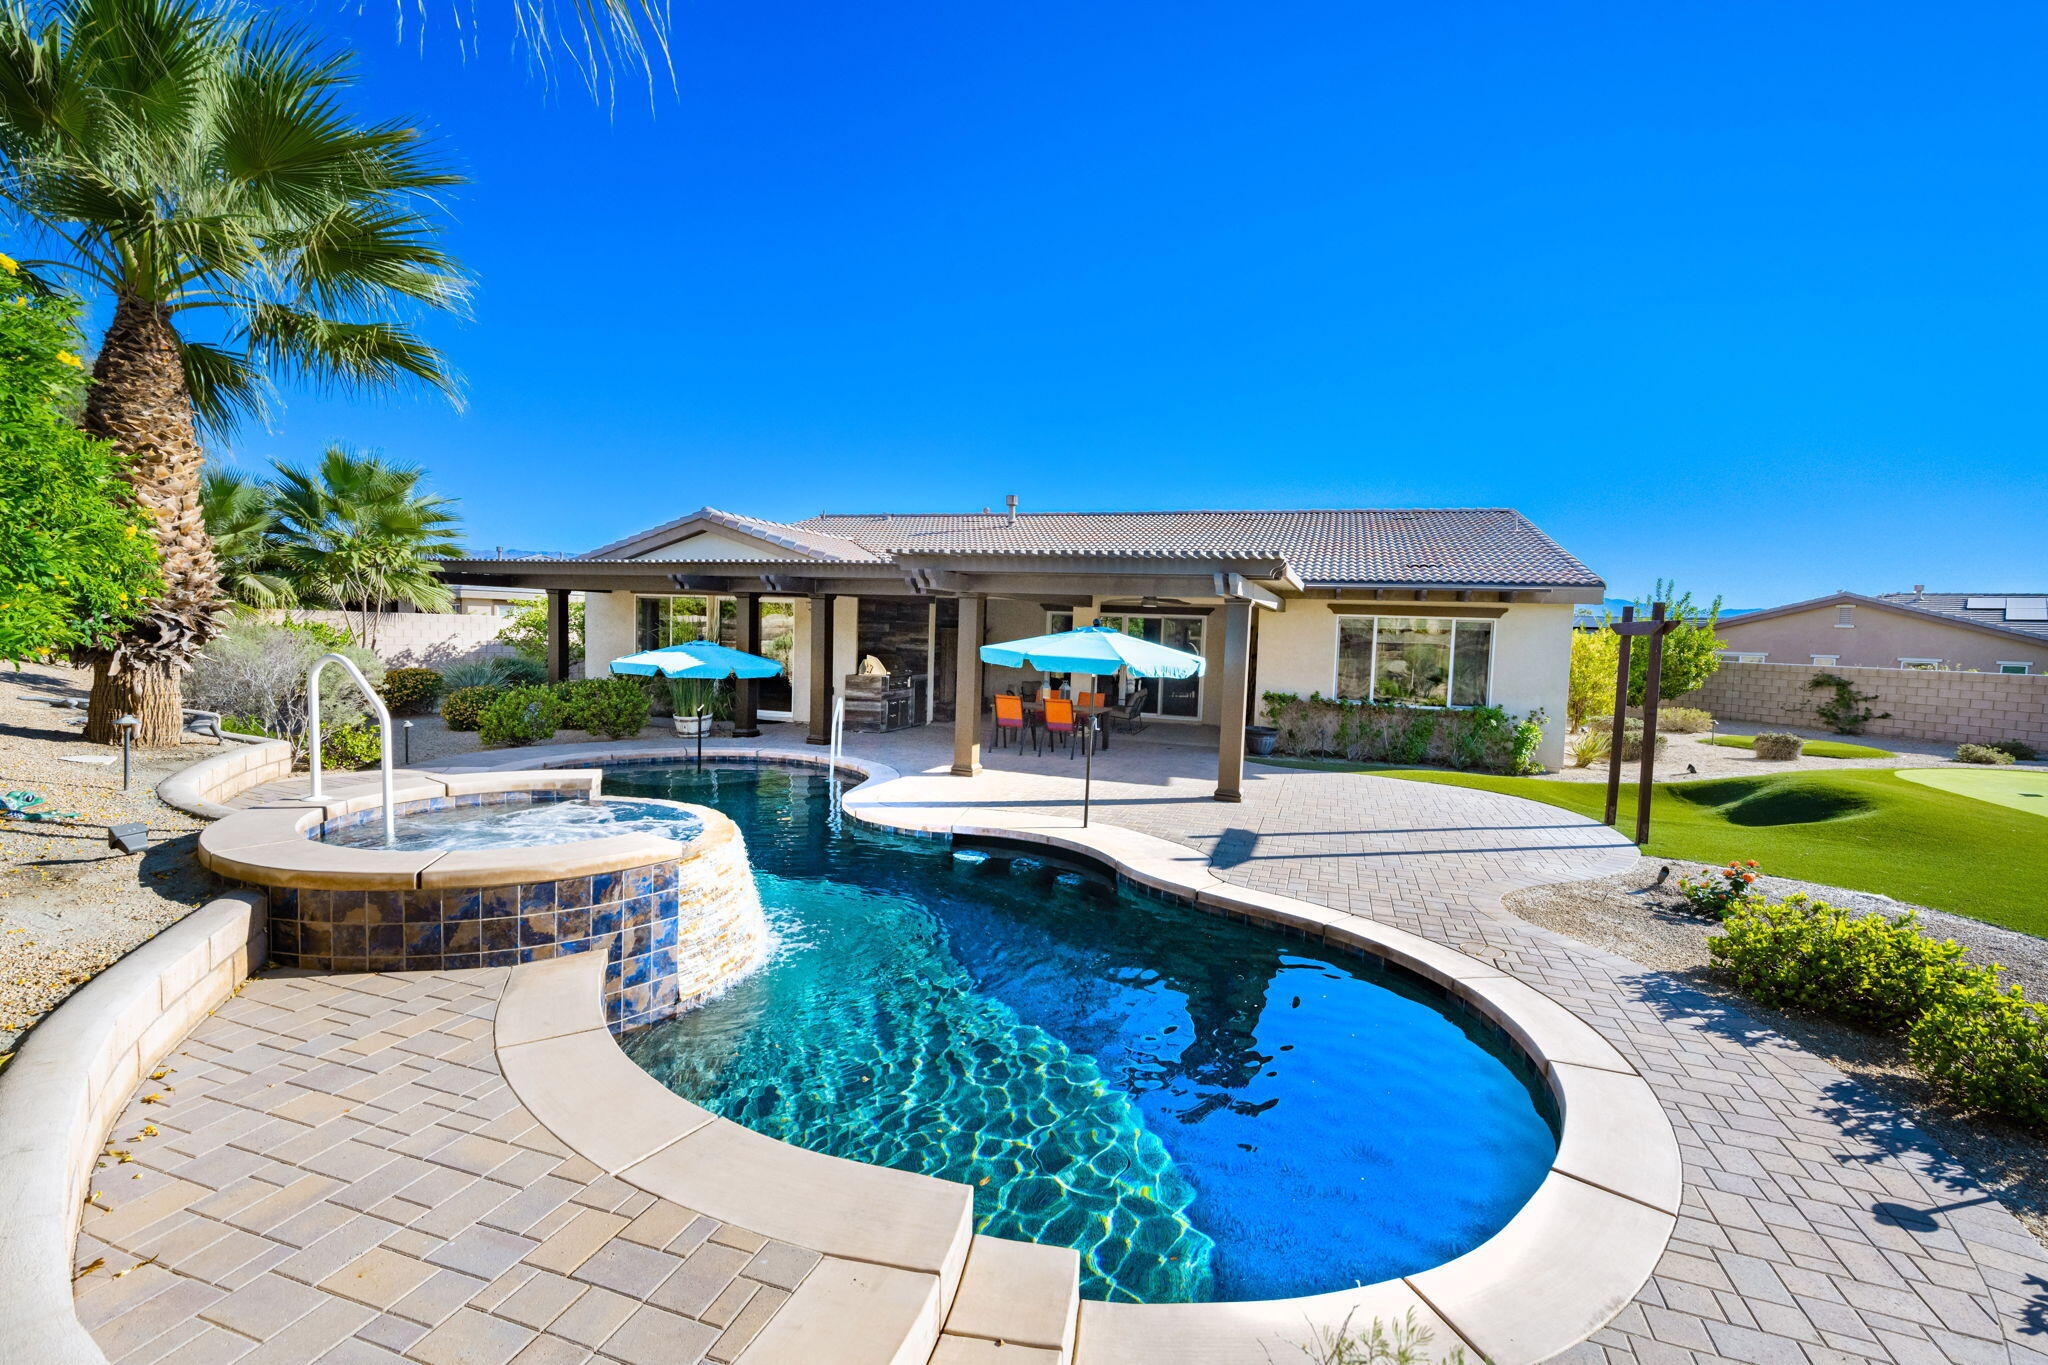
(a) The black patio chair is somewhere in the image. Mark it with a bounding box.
[1111,691,1148,734]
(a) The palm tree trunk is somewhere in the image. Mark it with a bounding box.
[80,297,222,746]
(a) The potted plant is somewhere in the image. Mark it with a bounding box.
[1245,724,1279,755]
[668,678,716,737]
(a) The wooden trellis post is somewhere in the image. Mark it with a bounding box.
[1602,601,1683,845]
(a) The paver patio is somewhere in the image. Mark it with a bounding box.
[80,724,2048,1363]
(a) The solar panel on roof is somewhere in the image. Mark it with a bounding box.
[1966,597,2008,610]
[2004,600,2048,621]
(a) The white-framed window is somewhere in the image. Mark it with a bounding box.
[1332,616,1494,707]
[1719,651,1767,663]
[1998,661,2032,675]
[1811,654,1839,666]
[1898,658,1942,669]
[1834,605,1855,628]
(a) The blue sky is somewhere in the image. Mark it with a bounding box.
[212,1,2046,603]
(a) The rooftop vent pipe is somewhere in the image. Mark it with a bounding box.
[1912,583,1925,598]
[1005,494,1019,526]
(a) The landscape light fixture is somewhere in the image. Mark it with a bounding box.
[401,719,413,766]
[114,714,140,791]
[107,821,150,855]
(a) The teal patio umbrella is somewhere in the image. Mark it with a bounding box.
[609,641,784,766]
[978,624,1205,824]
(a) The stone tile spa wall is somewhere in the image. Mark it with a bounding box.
[245,791,767,1032]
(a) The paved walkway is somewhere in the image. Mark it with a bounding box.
[89,725,2048,1363]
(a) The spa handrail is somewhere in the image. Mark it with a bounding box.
[305,652,396,844]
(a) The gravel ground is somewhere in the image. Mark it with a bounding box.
[1504,865,2048,1245]
[1538,722,2031,784]
[1,662,222,1054]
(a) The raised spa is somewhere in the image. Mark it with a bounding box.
[611,762,1560,1307]
[195,773,766,1031]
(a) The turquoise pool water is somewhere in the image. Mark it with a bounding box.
[611,763,1555,1305]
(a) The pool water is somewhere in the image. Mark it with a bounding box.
[610,764,1555,1305]
[320,796,703,851]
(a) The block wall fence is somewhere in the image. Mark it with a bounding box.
[1675,661,2048,748]
[256,609,516,668]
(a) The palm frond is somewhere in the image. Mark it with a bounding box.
[179,337,266,432]
[243,304,460,404]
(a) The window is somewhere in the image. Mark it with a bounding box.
[1719,651,1767,663]
[1835,605,1855,628]
[1998,662,2032,675]
[1334,617,1493,707]
[1047,611,1204,718]
[1898,658,1942,669]
[636,595,714,650]
[1811,654,1839,666]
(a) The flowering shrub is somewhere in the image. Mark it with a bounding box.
[1907,982,2048,1130]
[440,685,501,732]
[476,685,564,746]
[1676,860,1763,919]
[1707,895,1995,1031]
[1260,694,1545,774]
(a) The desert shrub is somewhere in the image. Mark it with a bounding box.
[1751,732,1804,760]
[1907,983,2048,1130]
[318,722,384,771]
[277,616,356,652]
[1260,693,1544,774]
[1659,706,1714,733]
[1296,1308,1468,1365]
[476,685,565,746]
[1985,739,2039,762]
[1707,896,1995,1032]
[379,667,443,716]
[188,616,383,748]
[220,714,267,737]
[1567,728,1610,769]
[1582,716,1667,762]
[1955,743,2016,765]
[563,677,649,739]
[438,657,508,691]
[1807,672,1889,734]
[440,685,502,732]
[1676,859,1764,919]
[498,655,549,686]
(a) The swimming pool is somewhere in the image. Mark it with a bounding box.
[609,762,1557,1305]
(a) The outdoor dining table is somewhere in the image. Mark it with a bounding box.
[1022,700,1115,750]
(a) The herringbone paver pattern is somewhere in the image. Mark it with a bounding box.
[76,969,812,1364]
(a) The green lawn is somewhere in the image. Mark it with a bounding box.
[1250,757,2044,937]
[1701,735,1894,759]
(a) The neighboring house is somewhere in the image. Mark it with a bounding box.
[444,504,1605,786]
[1710,590,2048,674]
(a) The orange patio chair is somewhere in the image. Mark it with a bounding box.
[992,694,1028,751]
[1041,697,1079,758]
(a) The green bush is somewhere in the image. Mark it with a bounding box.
[1259,693,1545,774]
[279,616,356,652]
[1707,895,1995,1032]
[1907,982,2048,1130]
[498,655,549,686]
[379,667,443,716]
[438,657,507,691]
[1567,728,1609,769]
[1751,732,1804,760]
[1955,743,2016,765]
[1660,706,1714,734]
[562,677,649,739]
[319,722,384,770]
[476,685,565,746]
[1986,739,2039,762]
[440,685,502,732]
[220,714,267,737]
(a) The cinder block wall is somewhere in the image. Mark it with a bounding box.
[258,610,516,668]
[1675,661,2048,748]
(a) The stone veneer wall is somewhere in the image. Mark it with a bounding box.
[1675,660,2048,748]
[263,793,764,1031]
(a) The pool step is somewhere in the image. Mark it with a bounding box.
[930,1235,1081,1364]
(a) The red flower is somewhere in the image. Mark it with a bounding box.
[1741,873,1756,883]
[1745,859,1759,868]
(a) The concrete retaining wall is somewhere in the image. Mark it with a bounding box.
[1676,661,2048,748]
[155,736,294,820]
[258,609,516,668]
[0,893,266,1365]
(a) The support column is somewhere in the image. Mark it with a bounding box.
[1213,598,1253,802]
[952,594,985,776]
[732,592,761,737]
[805,592,834,745]
[545,588,572,683]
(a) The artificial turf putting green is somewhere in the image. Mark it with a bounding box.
[1701,735,1895,759]
[1896,766,2048,819]
[1250,757,2044,937]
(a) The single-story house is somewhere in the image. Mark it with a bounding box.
[1712,590,2048,675]
[442,504,1604,792]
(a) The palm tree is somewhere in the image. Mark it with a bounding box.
[0,0,467,743]
[267,445,464,653]
[200,468,296,608]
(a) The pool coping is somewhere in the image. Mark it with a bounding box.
[442,742,1679,1364]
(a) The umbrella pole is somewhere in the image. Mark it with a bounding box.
[1082,718,1093,827]
[696,706,705,769]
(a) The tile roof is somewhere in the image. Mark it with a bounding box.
[1875,593,2048,644]
[587,507,887,562]
[788,508,1601,587]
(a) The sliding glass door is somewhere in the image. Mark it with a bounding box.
[1050,612,1205,718]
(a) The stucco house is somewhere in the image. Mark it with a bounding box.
[445,504,1604,788]
[1712,590,2048,675]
